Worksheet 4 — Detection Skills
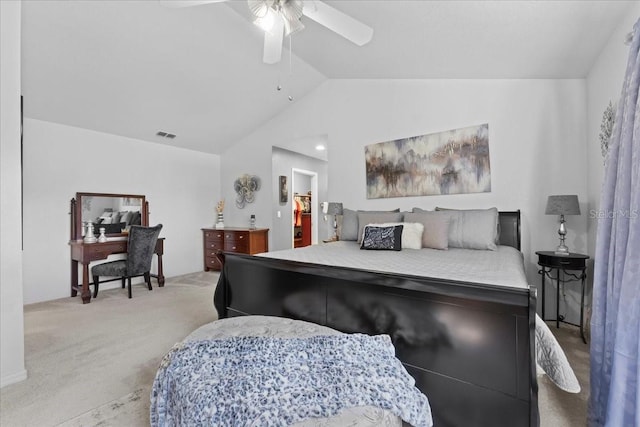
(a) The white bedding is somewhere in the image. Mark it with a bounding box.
[258,241,529,289]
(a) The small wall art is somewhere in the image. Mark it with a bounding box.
[365,123,491,199]
[234,174,261,209]
[279,175,288,204]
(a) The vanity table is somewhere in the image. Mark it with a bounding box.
[69,192,165,304]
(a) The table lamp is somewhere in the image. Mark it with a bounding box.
[545,195,581,255]
[326,202,343,240]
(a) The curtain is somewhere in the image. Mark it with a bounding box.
[588,19,640,427]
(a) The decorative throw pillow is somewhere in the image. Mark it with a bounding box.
[360,225,403,251]
[357,212,404,242]
[433,207,499,250]
[339,208,401,241]
[404,212,451,250]
[369,222,424,249]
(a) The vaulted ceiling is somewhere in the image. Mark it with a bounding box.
[21,0,636,156]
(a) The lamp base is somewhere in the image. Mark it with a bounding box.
[554,244,570,256]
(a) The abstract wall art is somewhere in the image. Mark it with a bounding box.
[365,123,491,199]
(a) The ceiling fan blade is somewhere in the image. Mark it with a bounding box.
[302,0,373,46]
[159,0,227,9]
[263,16,284,64]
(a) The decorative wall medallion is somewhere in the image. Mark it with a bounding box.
[600,101,616,163]
[234,174,261,208]
[365,123,491,198]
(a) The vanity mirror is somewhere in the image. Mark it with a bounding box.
[70,192,149,240]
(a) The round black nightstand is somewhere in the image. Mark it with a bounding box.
[536,251,589,343]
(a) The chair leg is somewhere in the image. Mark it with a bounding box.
[145,272,153,291]
[92,275,99,298]
[128,277,132,299]
[121,277,126,289]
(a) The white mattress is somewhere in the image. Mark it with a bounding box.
[258,241,529,290]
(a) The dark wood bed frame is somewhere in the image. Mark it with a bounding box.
[214,211,539,427]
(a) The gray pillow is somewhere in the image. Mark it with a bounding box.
[434,207,499,250]
[340,209,359,241]
[339,208,401,241]
[403,212,451,250]
[357,212,404,242]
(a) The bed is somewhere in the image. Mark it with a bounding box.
[213,210,540,426]
[209,208,582,426]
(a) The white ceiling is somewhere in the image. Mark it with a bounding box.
[21,0,636,157]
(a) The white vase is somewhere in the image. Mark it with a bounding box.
[83,222,97,244]
[215,212,225,229]
[97,227,107,243]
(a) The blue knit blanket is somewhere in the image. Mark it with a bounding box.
[150,334,432,426]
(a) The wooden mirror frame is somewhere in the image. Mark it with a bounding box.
[70,192,149,240]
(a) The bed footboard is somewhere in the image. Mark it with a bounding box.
[214,252,538,427]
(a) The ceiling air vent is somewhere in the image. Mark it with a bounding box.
[156,131,176,139]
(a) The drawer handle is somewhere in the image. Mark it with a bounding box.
[239,236,244,239]
[211,252,216,256]
[232,246,236,250]
[560,261,571,265]
[205,233,209,237]
[217,234,222,238]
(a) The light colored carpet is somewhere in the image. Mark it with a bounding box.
[1,271,590,426]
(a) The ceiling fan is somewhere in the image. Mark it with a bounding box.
[160,0,373,64]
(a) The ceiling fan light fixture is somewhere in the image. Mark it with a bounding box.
[253,8,278,32]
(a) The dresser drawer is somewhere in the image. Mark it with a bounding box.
[205,240,223,251]
[224,231,249,242]
[224,240,248,253]
[86,241,126,261]
[205,256,221,271]
[204,230,224,242]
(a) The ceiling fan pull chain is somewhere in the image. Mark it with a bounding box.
[288,34,294,101]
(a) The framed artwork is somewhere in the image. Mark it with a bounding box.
[279,175,288,204]
[365,123,491,199]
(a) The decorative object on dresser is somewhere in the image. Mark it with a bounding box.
[536,251,589,343]
[234,174,261,208]
[545,194,581,255]
[91,224,163,299]
[69,192,165,304]
[202,227,269,271]
[215,199,225,229]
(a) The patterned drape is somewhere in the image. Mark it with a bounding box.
[588,19,640,426]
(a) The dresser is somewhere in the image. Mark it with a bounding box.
[202,227,269,271]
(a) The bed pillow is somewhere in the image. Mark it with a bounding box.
[403,212,451,250]
[367,222,424,249]
[360,225,403,251]
[357,212,404,242]
[339,209,359,241]
[432,207,499,250]
[339,208,401,241]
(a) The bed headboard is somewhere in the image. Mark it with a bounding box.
[498,210,521,251]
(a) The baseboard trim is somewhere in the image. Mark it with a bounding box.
[1,369,27,388]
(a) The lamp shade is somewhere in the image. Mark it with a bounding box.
[545,195,581,215]
[327,202,343,216]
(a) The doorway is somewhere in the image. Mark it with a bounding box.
[291,168,318,248]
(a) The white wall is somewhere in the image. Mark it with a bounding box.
[22,118,221,304]
[586,10,640,271]
[1,0,27,388]
[222,79,589,319]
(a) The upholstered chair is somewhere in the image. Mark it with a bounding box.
[91,224,163,299]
